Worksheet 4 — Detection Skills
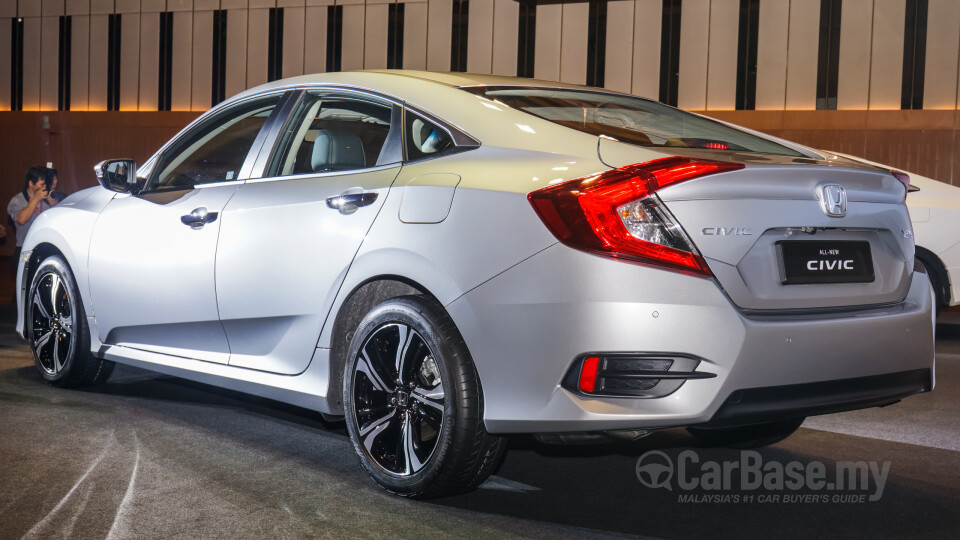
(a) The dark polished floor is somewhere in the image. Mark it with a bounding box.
[1,305,959,539]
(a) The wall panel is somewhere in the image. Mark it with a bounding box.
[246,8,268,88]
[837,0,873,110]
[364,3,388,69]
[426,0,452,71]
[923,0,960,109]
[22,17,42,110]
[303,6,327,74]
[868,0,905,109]
[490,0,517,76]
[171,10,193,110]
[756,0,789,109]
[466,0,493,74]
[785,0,820,110]
[678,0,709,109]
[631,0,661,99]
[534,4,561,81]
[0,15,10,110]
[71,15,90,110]
[341,4,365,70]
[604,0,633,93]
[706,0,738,110]
[559,3,588,85]
[226,9,249,96]
[120,12,140,110]
[89,14,109,110]
[282,7,306,76]
[403,1,428,70]
[40,16,60,110]
[139,12,159,110]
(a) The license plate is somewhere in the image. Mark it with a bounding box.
[777,240,875,284]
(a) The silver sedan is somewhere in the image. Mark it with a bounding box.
[15,71,935,498]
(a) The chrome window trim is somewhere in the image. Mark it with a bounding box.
[243,162,401,185]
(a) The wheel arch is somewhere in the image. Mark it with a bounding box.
[916,245,951,307]
[325,275,442,415]
[18,240,83,338]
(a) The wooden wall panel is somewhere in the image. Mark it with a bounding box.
[756,0,789,110]
[837,0,873,110]
[21,17,42,110]
[364,3,388,70]
[923,0,960,109]
[192,10,213,110]
[0,16,10,110]
[604,0,633,93]
[491,0,517,77]
[341,5,365,70]
[706,0,739,110]
[869,0,905,110]
[631,0,661,99]
[678,0,709,109]
[170,11,193,110]
[534,4,561,81]
[427,0,452,71]
[466,0,493,74]
[785,0,820,110]
[225,9,249,96]
[120,12,141,111]
[246,9,269,89]
[89,14,109,110]
[559,3,588,85]
[40,16,60,111]
[70,15,90,110]
[139,12,160,110]
[283,6,306,77]
[403,2,428,70]
[303,6,327,75]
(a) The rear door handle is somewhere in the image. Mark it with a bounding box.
[181,207,219,228]
[326,192,378,215]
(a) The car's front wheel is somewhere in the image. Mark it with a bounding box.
[26,255,114,387]
[687,417,805,449]
[343,295,504,498]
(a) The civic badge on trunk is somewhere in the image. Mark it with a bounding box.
[819,184,847,217]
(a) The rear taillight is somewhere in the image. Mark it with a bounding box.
[893,172,910,200]
[528,157,743,276]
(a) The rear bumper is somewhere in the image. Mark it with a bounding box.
[446,244,936,434]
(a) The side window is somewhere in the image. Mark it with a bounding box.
[405,111,454,161]
[272,92,397,177]
[147,94,282,191]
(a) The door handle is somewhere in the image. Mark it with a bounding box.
[326,192,378,215]
[181,207,219,228]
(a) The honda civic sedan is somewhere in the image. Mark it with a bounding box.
[16,71,935,498]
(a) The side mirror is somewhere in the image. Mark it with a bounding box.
[94,159,144,194]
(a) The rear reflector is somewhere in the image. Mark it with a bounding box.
[578,356,600,393]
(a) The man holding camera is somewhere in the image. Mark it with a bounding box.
[7,166,59,267]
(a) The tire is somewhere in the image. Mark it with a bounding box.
[26,255,114,388]
[343,295,505,499]
[687,417,805,449]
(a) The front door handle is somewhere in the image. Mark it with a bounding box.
[181,207,219,228]
[326,192,378,215]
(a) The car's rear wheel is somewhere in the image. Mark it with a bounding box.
[343,295,504,498]
[686,417,805,449]
[27,255,114,387]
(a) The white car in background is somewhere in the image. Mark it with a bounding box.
[825,151,960,309]
[905,173,960,309]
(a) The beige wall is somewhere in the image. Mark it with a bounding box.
[3,0,960,113]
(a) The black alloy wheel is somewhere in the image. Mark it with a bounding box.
[344,295,505,498]
[27,256,113,387]
[352,322,446,476]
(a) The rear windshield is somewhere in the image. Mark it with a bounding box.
[464,86,805,158]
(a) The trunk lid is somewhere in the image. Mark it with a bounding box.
[599,139,915,311]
